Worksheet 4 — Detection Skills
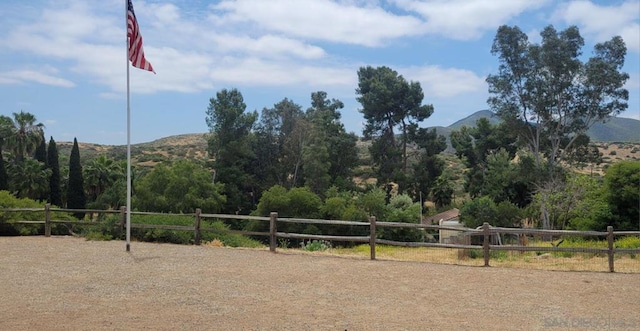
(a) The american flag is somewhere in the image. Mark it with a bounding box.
[127,0,155,73]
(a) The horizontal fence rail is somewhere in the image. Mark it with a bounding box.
[1,205,639,272]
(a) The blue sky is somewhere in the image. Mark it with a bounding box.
[1,0,638,145]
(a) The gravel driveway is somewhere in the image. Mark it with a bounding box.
[1,236,638,330]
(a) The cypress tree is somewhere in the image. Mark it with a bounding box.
[34,135,48,201]
[47,137,62,207]
[34,134,47,164]
[66,138,86,218]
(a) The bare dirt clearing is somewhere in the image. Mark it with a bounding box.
[1,237,638,330]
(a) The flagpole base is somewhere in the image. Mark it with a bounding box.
[126,243,130,252]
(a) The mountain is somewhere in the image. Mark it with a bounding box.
[55,111,638,165]
[437,110,640,143]
[447,109,500,130]
[587,117,640,142]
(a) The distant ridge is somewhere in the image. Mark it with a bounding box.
[435,110,639,143]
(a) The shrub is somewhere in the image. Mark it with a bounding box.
[300,239,332,251]
[0,191,74,235]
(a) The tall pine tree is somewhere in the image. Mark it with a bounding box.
[66,138,86,218]
[47,137,62,207]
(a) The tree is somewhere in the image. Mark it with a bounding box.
[0,141,7,191]
[33,134,48,201]
[450,119,519,199]
[356,66,434,194]
[604,161,639,230]
[460,196,522,228]
[206,88,258,214]
[431,170,455,209]
[83,155,123,202]
[486,25,629,229]
[6,159,51,200]
[537,173,611,231]
[409,127,447,201]
[134,160,226,214]
[66,138,86,218]
[304,91,358,194]
[46,137,62,207]
[34,134,47,164]
[1,111,45,162]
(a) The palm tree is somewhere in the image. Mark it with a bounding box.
[7,159,51,200]
[84,155,123,201]
[1,111,45,163]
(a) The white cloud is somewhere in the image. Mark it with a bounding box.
[0,0,492,99]
[392,0,549,40]
[0,69,75,87]
[553,0,640,52]
[401,65,486,98]
[211,0,426,46]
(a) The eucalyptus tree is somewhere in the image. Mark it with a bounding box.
[486,25,629,229]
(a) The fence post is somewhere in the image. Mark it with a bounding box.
[369,216,376,260]
[269,212,278,253]
[119,206,126,236]
[44,204,51,237]
[194,208,202,245]
[482,222,490,267]
[607,226,614,273]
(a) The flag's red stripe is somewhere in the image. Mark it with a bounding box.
[127,2,154,73]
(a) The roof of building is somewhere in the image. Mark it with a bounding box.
[422,208,460,225]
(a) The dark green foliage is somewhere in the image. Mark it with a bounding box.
[378,194,424,242]
[450,119,523,202]
[83,155,123,203]
[7,159,51,200]
[206,88,258,214]
[356,66,434,194]
[34,135,47,164]
[47,137,62,207]
[409,127,447,201]
[460,196,522,228]
[134,160,226,214]
[0,142,7,191]
[0,191,73,235]
[0,111,45,163]
[486,25,629,230]
[431,170,455,208]
[604,161,640,230]
[304,91,359,194]
[66,138,86,218]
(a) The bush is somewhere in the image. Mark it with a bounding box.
[0,191,74,235]
[300,239,331,251]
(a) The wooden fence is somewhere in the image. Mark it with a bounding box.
[2,205,639,272]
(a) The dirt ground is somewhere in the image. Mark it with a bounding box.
[1,237,639,330]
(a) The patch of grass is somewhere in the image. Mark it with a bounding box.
[84,231,113,241]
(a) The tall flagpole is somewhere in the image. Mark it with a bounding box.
[125,0,132,252]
